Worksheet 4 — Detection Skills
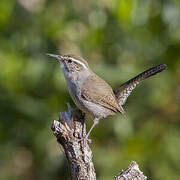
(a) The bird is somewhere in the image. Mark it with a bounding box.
[46,53,167,140]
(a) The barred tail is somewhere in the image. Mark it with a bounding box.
[129,64,167,83]
[114,64,167,106]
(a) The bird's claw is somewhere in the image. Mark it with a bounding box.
[78,136,92,143]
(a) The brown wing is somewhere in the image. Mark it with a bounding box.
[114,64,167,106]
[81,74,125,115]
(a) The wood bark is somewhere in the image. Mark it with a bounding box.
[114,161,147,180]
[51,104,147,180]
[51,104,96,180]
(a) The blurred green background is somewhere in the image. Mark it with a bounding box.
[0,0,180,179]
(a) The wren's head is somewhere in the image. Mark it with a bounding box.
[46,53,89,73]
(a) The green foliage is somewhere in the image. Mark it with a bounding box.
[0,0,180,179]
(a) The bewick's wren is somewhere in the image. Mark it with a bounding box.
[46,53,167,140]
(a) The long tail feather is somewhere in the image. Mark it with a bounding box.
[114,64,167,106]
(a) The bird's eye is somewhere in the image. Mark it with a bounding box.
[68,59,72,63]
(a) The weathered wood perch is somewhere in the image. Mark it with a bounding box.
[51,104,96,180]
[114,161,147,180]
[51,104,147,180]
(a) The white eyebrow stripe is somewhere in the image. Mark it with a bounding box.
[69,57,87,69]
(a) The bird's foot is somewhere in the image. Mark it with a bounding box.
[78,135,92,143]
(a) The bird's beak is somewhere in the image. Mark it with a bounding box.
[46,53,63,60]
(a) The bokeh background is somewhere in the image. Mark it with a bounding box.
[0,0,180,179]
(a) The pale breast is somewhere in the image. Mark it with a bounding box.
[64,70,115,119]
[66,78,114,118]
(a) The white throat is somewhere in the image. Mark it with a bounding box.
[59,60,90,84]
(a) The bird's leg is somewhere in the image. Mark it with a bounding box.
[78,118,99,143]
[85,118,99,140]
